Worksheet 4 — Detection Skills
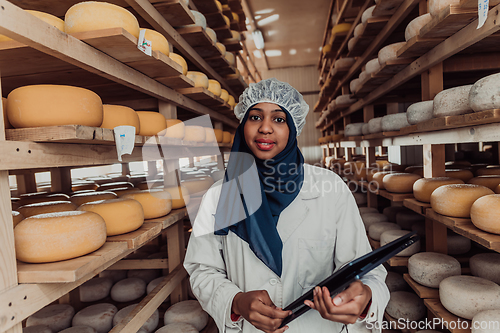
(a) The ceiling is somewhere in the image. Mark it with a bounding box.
[244,0,331,70]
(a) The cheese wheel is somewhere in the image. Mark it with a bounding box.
[111,187,142,197]
[359,207,378,215]
[433,85,473,117]
[72,303,117,333]
[164,185,190,209]
[147,276,168,295]
[383,173,421,193]
[143,29,169,56]
[350,78,361,94]
[331,23,352,37]
[406,100,433,125]
[79,277,113,302]
[223,15,230,26]
[344,123,365,136]
[232,13,239,23]
[378,42,405,65]
[447,232,471,254]
[12,210,24,227]
[183,125,206,142]
[18,201,76,218]
[336,94,357,106]
[113,304,159,333]
[359,71,369,82]
[65,2,140,38]
[59,327,97,333]
[431,184,494,217]
[470,253,500,284]
[26,10,65,32]
[70,191,117,206]
[216,42,226,55]
[26,304,75,332]
[368,117,383,134]
[353,23,365,37]
[478,166,500,176]
[361,123,370,135]
[386,291,426,320]
[122,190,172,219]
[361,213,389,231]
[413,177,464,202]
[405,165,424,175]
[385,272,408,292]
[383,164,407,172]
[225,52,235,66]
[136,111,167,136]
[372,171,395,190]
[445,169,474,182]
[471,194,500,234]
[186,71,209,88]
[408,252,461,288]
[99,270,128,283]
[361,6,376,23]
[470,73,500,112]
[380,230,421,256]
[98,181,134,191]
[164,300,208,331]
[369,222,401,240]
[382,206,408,222]
[220,89,230,103]
[213,129,223,143]
[190,10,207,29]
[18,193,71,206]
[169,53,188,75]
[381,113,410,132]
[429,0,460,17]
[365,58,381,74]
[222,131,231,143]
[353,192,367,206]
[206,27,217,43]
[227,95,236,109]
[396,211,424,230]
[78,198,144,236]
[165,119,185,139]
[24,325,53,333]
[405,14,432,41]
[472,310,500,333]
[72,182,99,192]
[110,277,146,302]
[101,105,140,134]
[468,175,500,190]
[181,177,214,197]
[7,85,103,128]
[156,323,198,333]
[207,79,222,96]
[439,275,500,320]
[347,37,357,51]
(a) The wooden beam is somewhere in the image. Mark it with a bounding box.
[423,144,446,178]
[50,167,72,193]
[166,222,187,304]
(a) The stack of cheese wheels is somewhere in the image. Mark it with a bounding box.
[477,166,500,176]
[136,111,167,136]
[7,85,103,128]
[156,323,198,333]
[70,191,117,206]
[220,89,230,103]
[383,173,422,193]
[65,2,140,38]
[72,303,118,333]
[26,304,75,332]
[206,27,217,43]
[12,211,24,227]
[165,119,185,139]
[15,211,106,263]
[468,175,500,190]
[431,184,494,217]
[439,275,500,320]
[110,278,146,302]
[472,310,500,333]
[385,272,409,292]
[164,300,209,331]
[361,213,388,231]
[123,190,172,219]
[101,105,140,134]
[207,79,222,96]
[470,73,500,111]
[405,13,432,41]
[368,222,401,241]
[113,304,159,333]
[1,10,64,42]
[183,125,206,142]
[99,270,127,283]
[78,198,144,236]
[386,291,426,320]
[143,29,169,56]
[406,100,434,125]
[169,53,188,75]
[380,230,420,256]
[181,177,214,197]
[429,0,460,17]
[79,277,113,302]
[222,131,232,143]
[470,253,500,284]
[378,42,406,65]
[413,177,464,202]
[18,201,77,218]
[433,85,473,117]
[408,252,461,288]
[164,185,190,209]
[186,71,209,88]
[471,194,500,234]
[445,169,474,182]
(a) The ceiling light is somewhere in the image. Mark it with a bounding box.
[255,15,261,19]
[252,30,265,49]
[255,8,275,15]
[257,14,279,26]
[289,49,297,55]
[267,30,277,36]
[265,50,282,57]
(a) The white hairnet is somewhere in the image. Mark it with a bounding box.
[234,78,309,136]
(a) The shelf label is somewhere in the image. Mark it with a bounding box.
[478,0,489,29]
[114,126,136,161]
[137,29,152,56]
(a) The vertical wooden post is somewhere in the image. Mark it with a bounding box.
[122,163,130,176]
[50,167,72,193]
[386,103,399,115]
[166,221,187,304]
[213,122,225,170]
[16,173,37,194]
[343,116,352,161]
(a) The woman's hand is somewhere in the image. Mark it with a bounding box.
[304,280,372,324]
[232,290,291,333]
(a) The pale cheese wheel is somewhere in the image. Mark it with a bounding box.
[372,171,396,190]
[147,276,168,296]
[429,0,460,17]
[359,207,378,214]
[186,72,209,89]
[347,37,357,51]
[113,304,159,333]
[204,128,217,142]
[361,6,376,23]
[353,192,367,206]
[470,253,500,284]
[383,206,409,222]
[26,10,65,32]
[181,177,214,197]
[222,131,231,143]
[406,100,434,125]
[59,327,97,333]
[369,222,401,240]
[368,117,383,134]
[12,210,24,227]
[65,2,140,38]
[169,53,188,76]
[470,73,500,112]
[439,275,500,320]
[7,85,103,128]
[101,105,140,134]
[359,71,369,82]
[144,29,169,56]
[471,194,500,234]
[214,129,223,143]
[383,173,422,193]
[472,310,500,333]
[335,58,356,69]
[445,169,474,182]
[405,14,432,41]
[136,111,167,136]
[344,123,365,136]
[408,252,461,288]
[433,85,473,117]
[215,42,226,55]
[110,277,146,302]
[350,78,361,94]
[431,184,494,217]
[155,323,198,333]
[18,201,76,218]
[26,304,75,332]
[396,210,424,230]
[225,52,235,66]
[361,213,389,231]
[78,198,144,236]
[353,23,365,37]
[380,230,421,256]
[206,27,217,43]
[128,269,160,284]
[72,303,117,333]
[381,113,410,132]
[165,119,185,139]
[164,300,208,331]
[220,89,229,103]
[447,232,471,254]
[23,325,53,333]
[413,177,464,202]
[478,166,500,176]
[70,191,117,206]
[385,272,409,292]
[365,58,381,74]
[79,277,113,302]
[378,42,405,65]
[361,123,370,135]
[183,125,206,142]
[386,291,426,320]
[122,190,172,219]
[468,175,500,190]
[99,269,128,283]
[189,10,207,29]
[207,80,222,96]
[164,185,190,209]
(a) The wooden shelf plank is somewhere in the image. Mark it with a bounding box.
[147,208,188,229]
[424,299,471,333]
[376,57,416,76]
[224,73,247,95]
[177,26,221,58]
[420,6,478,39]
[426,209,471,228]
[191,0,220,14]
[153,0,195,27]
[176,87,225,106]
[452,221,500,252]
[403,274,439,299]
[222,40,242,52]
[213,25,233,40]
[107,221,165,249]
[404,198,431,215]
[205,10,228,28]
[204,55,236,75]
[108,258,169,270]
[397,35,444,58]
[379,190,414,202]
[373,0,406,15]
[156,74,195,89]
[388,256,409,267]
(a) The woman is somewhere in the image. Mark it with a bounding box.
[184,78,389,333]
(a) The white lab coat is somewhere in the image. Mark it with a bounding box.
[184,164,389,333]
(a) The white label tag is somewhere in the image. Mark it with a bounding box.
[478,0,489,29]
[114,126,136,162]
[137,29,152,56]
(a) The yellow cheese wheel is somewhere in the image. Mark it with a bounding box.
[184,126,206,142]
[214,129,223,143]
[331,23,352,37]
[18,193,70,206]
[383,173,422,193]
[205,128,217,142]
[65,2,140,39]
[206,28,217,43]
[223,15,230,26]
[7,85,103,128]
[110,187,142,197]
[165,119,185,139]
[477,166,500,176]
[230,30,241,41]
[70,191,118,206]
[431,184,494,217]
[232,13,239,23]
[344,161,365,174]
[164,185,190,209]
[143,29,169,56]
[413,177,465,203]
[370,171,395,190]
[14,211,107,263]
[101,105,140,134]
[98,181,134,191]
[137,180,164,190]
[2,97,11,129]
[18,201,77,218]
[136,111,167,136]
[208,80,222,96]
[445,169,474,182]
[225,52,235,66]
[78,198,144,236]
[470,194,500,234]
[122,190,172,219]
[169,53,188,76]
[222,131,231,143]
[228,95,236,109]
[72,182,99,192]
[220,89,229,103]
[215,0,223,11]
[12,211,24,227]
[181,177,214,197]
[26,10,65,32]
[186,72,209,89]
[468,176,500,190]
[216,42,226,55]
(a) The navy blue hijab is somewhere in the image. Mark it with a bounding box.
[214,105,304,277]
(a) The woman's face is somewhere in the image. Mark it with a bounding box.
[243,102,290,160]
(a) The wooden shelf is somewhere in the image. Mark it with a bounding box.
[426,209,472,228]
[156,74,196,89]
[424,299,471,333]
[176,87,226,107]
[379,190,414,202]
[108,221,164,249]
[177,26,221,58]
[373,0,406,15]
[190,0,220,14]
[403,198,431,215]
[397,35,444,58]
[388,256,409,267]
[420,6,477,39]
[411,109,500,134]
[403,274,439,299]
[222,40,243,52]
[153,0,196,27]
[346,16,391,57]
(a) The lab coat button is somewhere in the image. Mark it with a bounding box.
[270,279,278,285]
